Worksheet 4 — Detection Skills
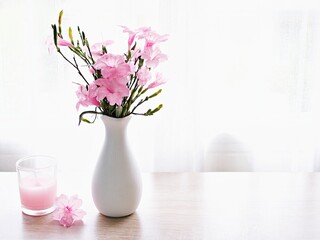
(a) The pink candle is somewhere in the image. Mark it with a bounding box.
[19,175,57,210]
[16,155,57,215]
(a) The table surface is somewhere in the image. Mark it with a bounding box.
[1,172,320,240]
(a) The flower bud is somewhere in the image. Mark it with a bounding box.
[58,10,63,25]
[58,10,63,37]
[68,27,74,45]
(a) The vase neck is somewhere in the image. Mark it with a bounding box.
[100,115,131,133]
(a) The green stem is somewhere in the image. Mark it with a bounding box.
[131,112,147,116]
[85,39,95,64]
[58,49,76,68]
[57,49,89,85]
[78,110,104,125]
[130,98,146,114]
[69,47,91,66]
[73,56,89,85]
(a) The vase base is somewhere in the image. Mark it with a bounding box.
[99,211,135,218]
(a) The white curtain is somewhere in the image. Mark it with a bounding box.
[1,0,320,172]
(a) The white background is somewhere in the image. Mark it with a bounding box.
[1,0,320,172]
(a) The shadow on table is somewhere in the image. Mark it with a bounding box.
[21,212,85,239]
[94,212,142,239]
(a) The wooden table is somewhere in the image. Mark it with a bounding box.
[1,172,320,239]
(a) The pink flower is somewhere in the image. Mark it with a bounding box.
[88,40,113,59]
[137,26,152,35]
[137,66,152,86]
[45,36,72,53]
[45,36,55,54]
[53,194,86,228]
[57,37,72,47]
[148,72,167,89]
[137,28,168,48]
[141,46,168,68]
[92,54,132,105]
[94,54,131,83]
[76,84,100,110]
[94,78,130,106]
[121,25,138,49]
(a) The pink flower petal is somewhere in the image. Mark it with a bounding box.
[72,209,87,221]
[141,46,168,68]
[60,213,74,228]
[148,73,167,89]
[120,25,138,48]
[89,67,95,74]
[75,84,100,110]
[57,37,72,47]
[55,194,69,208]
[52,208,65,221]
[45,36,55,54]
[69,195,82,209]
[137,66,152,86]
[89,40,114,59]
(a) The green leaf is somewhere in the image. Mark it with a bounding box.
[78,110,102,125]
[81,117,92,124]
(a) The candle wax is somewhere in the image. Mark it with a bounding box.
[19,175,57,210]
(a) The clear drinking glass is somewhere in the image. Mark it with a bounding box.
[16,155,57,216]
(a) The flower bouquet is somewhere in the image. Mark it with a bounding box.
[50,11,168,124]
[50,11,168,217]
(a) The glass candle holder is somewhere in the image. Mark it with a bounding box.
[16,155,57,216]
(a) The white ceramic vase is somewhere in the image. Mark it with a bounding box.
[91,115,142,217]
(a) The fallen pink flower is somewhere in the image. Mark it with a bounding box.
[53,194,86,228]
